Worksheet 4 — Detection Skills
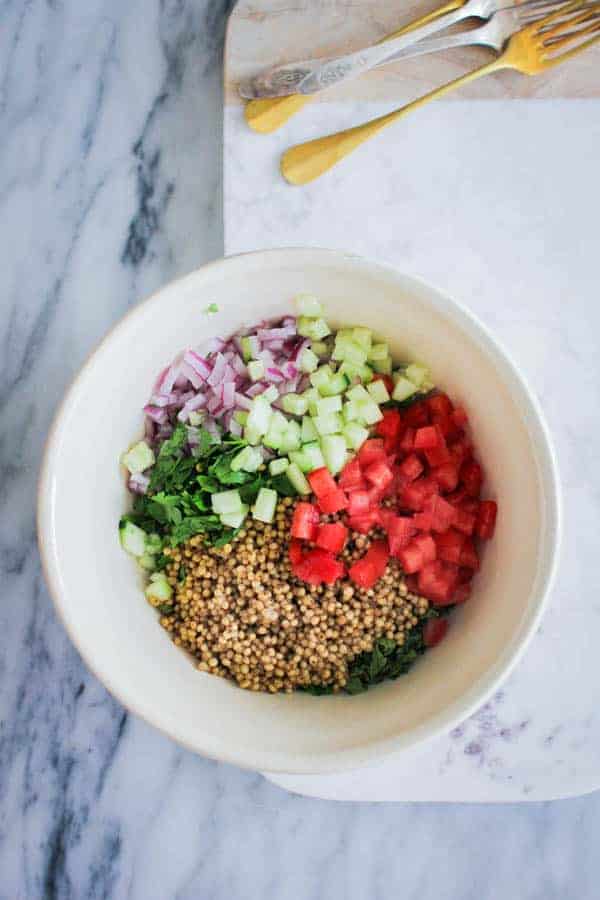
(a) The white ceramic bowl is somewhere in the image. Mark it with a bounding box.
[38,248,561,774]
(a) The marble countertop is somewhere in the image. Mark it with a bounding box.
[3,1,600,897]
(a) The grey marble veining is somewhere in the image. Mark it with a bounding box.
[2,1,600,898]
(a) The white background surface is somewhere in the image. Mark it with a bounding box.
[224,98,600,802]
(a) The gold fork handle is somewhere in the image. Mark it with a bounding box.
[281,57,505,185]
[244,0,465,134]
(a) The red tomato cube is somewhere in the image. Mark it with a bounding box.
[317,488,348,515]
[348,510,381,534]
[423,617,449,647]
[435,528,465,564]
[461,460,484,498]
[291,502,319,540]
[418,561,459,605]
[414,425,440,450]
[451,406,469,427]
[399,453,424,482]
[424,426,451,466]
[364,459,394,491]
[400,477,438,512]
[424,495,456,533]
[431,462,459,493]
[399,427,415,454]
[386,516,417,556]
[412,510,433,531]
[308,466,337,499]
[428,393,453,418]
[349,539,390,589]
[288,539,304,565]
[338,457,363,491]
[358,438,387,467]
[453,506,477,536]
[347,490,370,516]
[403,401,430,428]
[376,408,402,442]
[448,435,473,466]
[476,500,498,540]
[459,538,479,570]
[453,582,472,604]
[294,548,345,584]
[315,522,348,554]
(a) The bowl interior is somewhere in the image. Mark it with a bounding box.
[39,249,559,773]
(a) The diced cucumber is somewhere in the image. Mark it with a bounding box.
[220,504,249,529]
[121,441,155,475]
[295,294,324,317]
[119,521,147,557]
[145,572,172,602]
[310,365,334,392]
[368,342,389,361]
[316,395,342,415]
[252,488,278,523]
[313,412,343,436]
[231,446,263,473]
[297,317,331,341]
[356,399,383,425]
[282,393,309,416]
[311,340,330,358]
[405,363,430,388]
[233,410,248,426]
[244,424,262,446]
[246,396,272,436]
[138,553,157,572]
[263,385,279,403]
[299,347,319,373]
[302,387,320,416]
[286,462,311,495]
[372,357,392,375]
[269,457,289,476]
[301,415,318,443]
[211,489,243,515]
[367,379,390,404]
[289,450,311,473]
[302,441,326,471]
[343,422,369,450]
[248,359,265,381]
[347,384,370,403]
[392,376,418,402]
[319,373,347,397]
[241,336,253,362]
[320,435,348,475]
[352,327,373,352]
[279,420,302,453]
[334,339,367,367]
[342,400,360,424]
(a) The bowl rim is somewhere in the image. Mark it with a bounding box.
[37,247,562,775]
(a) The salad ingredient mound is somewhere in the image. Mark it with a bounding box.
[119,295,497,694]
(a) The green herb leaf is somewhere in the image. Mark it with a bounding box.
[157,603,174,615]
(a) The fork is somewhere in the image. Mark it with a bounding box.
[243,0,563,133]
[281,0,600,185]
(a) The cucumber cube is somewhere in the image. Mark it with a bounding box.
[367,379,390,404]
[301,415,318,443]
[372,357,392,375]
[357,399,383,425]
[246,396,272,436]
[220,505,249,529]
[297,317,331,341]
[295,294,324,317]
[316,396,342,415]
[121,441,155,475]
[211,490,243,515]
[313,412,343,436]
[352,327,373,352]
[231,446,263,473]
[119,521,147,557]
[405,363,430,388]
[252,488,278,523]
[320,435,348,475]
[282,393,309,416]
[343,422,369,450]
[347,384,370,404]
[299,347,319,373]
[392,376,418,402]
[247,359,265,381]
[310,340,330,357]
[368,342,389,361]
[286,462,311,495]
[269,457,289,476]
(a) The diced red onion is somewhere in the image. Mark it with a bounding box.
[206,337,226,355]
[178,361,204,390]
[144,405,168,425]
[184,350,211,380]
[246,382,265,397]
[281,361,298,380]
[207,353,226,386]
[258,326,296,342]
[204,419,221,441]
[129,472,150,494]
[157,424,174,439]
[231,355,247,376]
[234,392,253,410]
[282,316,296,328]
[228,418,243,438]
[177,391,207,422]
[222,382,235,409]
[149,392,177,408]
[257,349,274,366]
[247,335,260,358]
[289,338,310,362]
[265,367,284,384]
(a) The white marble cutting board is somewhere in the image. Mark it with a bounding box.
[223,3,600,802]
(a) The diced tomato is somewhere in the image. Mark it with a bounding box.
[423,494,456,533]
[308,466,337,499]
[288,539,304,565]
[430,412,455,438]
[382,468,403,498]
[459,538,479,570]
[452,582,472,604]
[398,453,424,483]
[457,566,474,584]
[403,401,430,428]
[347,490,370,516]
[377,508,396,531]
[315,521,348,553]
[448,436,473,466]
[446,487,467,506]
[453,506,476,536]
[399,426,415,454]
[400,477,438,512]
[461,460,483,497]
[364,459,393,492]
[386,516,417,556]
[414,425,440,450]
[404,574,419,593]
[424,426,451,466]
[462,498,480,515]
[349,539,390,589]
[291,502,319,540]
[338,457,363,491]
[398,534,436,573]
[418,561,459,605]
[451,406,469,427]
[348,510,380,534]
[317,488,348,515]
[431,462,459,493]
[476,500,498,540]
[294,548,345,585]
[435,528,465,564]
[423,617,449,647]
[368,485,387,506]
[376,408,402,442]
[412,510,432,531]
[428,393,453,418]
[358,438,387,467]
[372,373,394,394]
